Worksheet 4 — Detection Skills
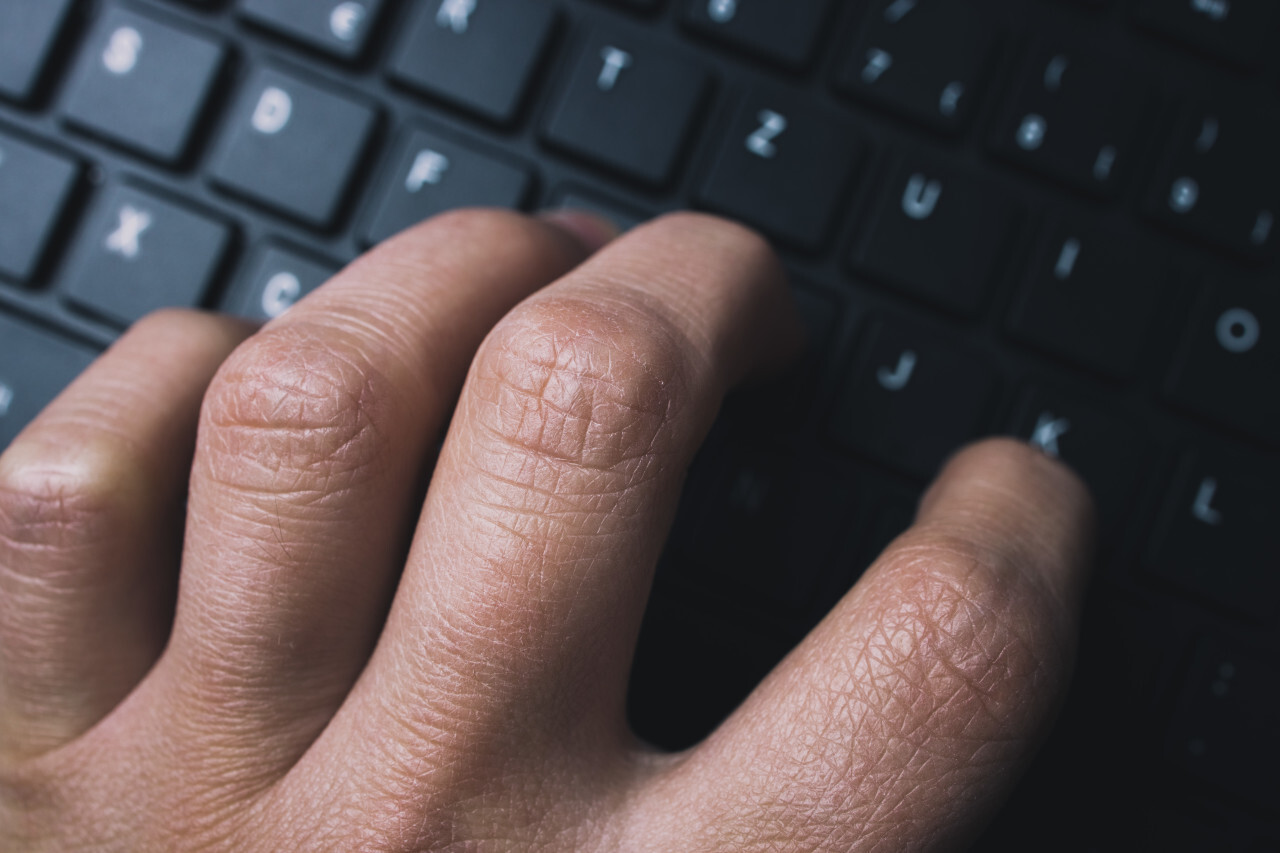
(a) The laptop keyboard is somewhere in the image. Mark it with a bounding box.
[1,0,1277,847]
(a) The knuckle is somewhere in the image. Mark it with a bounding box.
[471,297,689,474]
[872,534,1068,726]
[199,325,391,496]
[0,444,126,558]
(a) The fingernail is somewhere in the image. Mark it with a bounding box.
[538,209,622,254]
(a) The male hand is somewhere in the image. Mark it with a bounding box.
[0,210,1093,851]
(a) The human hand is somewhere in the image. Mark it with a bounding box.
[0,210,1094,851]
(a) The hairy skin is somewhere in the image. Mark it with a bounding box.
[0,211,1094,851]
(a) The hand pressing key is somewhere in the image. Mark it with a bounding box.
[0,210,1094,851]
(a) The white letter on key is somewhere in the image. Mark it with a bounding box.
[252,87,293,135]
[405,150,451,192]
[261,272,302,319]
[598,47,633,92]
[104,205,152,260]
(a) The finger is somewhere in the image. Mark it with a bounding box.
[156,210,605,772]
[636,438,1096,851]
[0,310,252,760]
[284,212,800,842]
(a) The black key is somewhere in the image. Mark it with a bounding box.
[61,8,226,164]
[1133,0,1279,69]
[683,0,831,69]
[991,46,1151,197]
[1143,104,1279,262]
[0,313,98,449]
[230,244,340,321]
[239,0,387,61]
[675,441,859,616]
[831,316,998,480]
[362,127,533,247]
[542,28,709,187]
[1010,387,1149,538]
[852,155,1015,318]
[697,89,860,251]
[1008,220,1165,379]
[0,0,74,102]
[0,133,79,283]
[64,184,232,326]
[1148,454,1280,617]
[209,67,378,229]
[836,0,995,135]
[1167,638,1280,805]
[1165,278,1278,444]
[388,0,558,125]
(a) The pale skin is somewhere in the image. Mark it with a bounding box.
[0,210,1095,851]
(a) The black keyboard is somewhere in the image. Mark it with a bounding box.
[1,0,1277,848]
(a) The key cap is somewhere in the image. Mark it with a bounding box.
[64,184,233,327]
[1148,453,1280,617]
[683,0,832,69]
[0,133,79,283]
[362,127,533,247]
[1167,638,1280,805]
[209,66,378,229]
[836,0,996,135]
[229,244,340,321]
[388,0,558,125]
[675,440,860,615]
[852,154,1015,318]
[542,28,710,187]
[1165,278,1278,444]
[1143,103,1279,262]
[1010,387,1150,539]
[1008,220,1165,379]
[61,8,226,164]
[0,0,74,103]
[239,0,387,61]
[831,316,999,480]
[0,313,98,449]
[1133,0,1279,69]
[697,89,860,251]
[991,46,1151,198]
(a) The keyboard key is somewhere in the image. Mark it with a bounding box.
[831,316,998,480]
[675,440,859,616]
[852,154,1015,318]
[1148,454,1280,617]
[1010,387,1149,538]
[542,28,710,187]
[362,127,533,247]
[239,0,387,61]
[1008,220,1165,379]
[0,0,74,103]
[388,0,558,125]
[230,244,340,321]
[61,8,226,164]
[991,46,1151,198]
[1167,638,1280,805]
[1143,104,1279,262]
[209,66,378,229]
[697,88,861,251]
[1164,278,1278,443]
[64,184,232,327]
[683,0,832,69]
[1133,0,1279,69]
[0,133,79,283]
[836,0,996,135]
[0,313,98,449]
